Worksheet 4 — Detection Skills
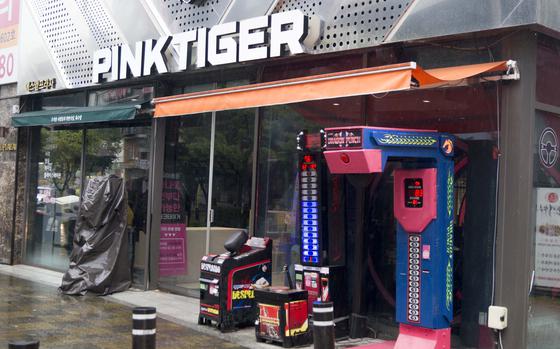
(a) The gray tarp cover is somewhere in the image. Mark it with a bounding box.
[59,175,131,295]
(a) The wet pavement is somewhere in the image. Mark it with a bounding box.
[0,273,244,349]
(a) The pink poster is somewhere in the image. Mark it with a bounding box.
[160,177,187,276]
[159,223,187,276]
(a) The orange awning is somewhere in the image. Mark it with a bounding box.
[154,60,514,118]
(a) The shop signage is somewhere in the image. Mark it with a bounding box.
[25,78,56,93]
[50,113,82,124]
[535,188,560,288]
[539,127,558,168]
[325,128,363,149]
[0,143,15,151]
[92,10,310,83]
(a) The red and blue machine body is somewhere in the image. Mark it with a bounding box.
[199,236,272,332]
[322,126,455,349]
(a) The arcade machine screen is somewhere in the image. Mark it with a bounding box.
[404,179,423,208]
[300,154,320,264]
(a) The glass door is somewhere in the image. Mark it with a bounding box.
[84,126,152,286]
[207,109,256,254]
[158,107,256,296]
[25,128,83,270]
[159,114,212,295]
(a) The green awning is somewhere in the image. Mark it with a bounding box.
[12,102,148,127]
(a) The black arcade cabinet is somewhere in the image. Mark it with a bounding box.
[294,130,349,331]
[199,231,272,331]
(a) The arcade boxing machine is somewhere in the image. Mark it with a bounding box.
[320,126,455,349]
[294,130,349,333]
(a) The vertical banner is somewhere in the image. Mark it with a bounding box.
[0,0,18,84]
[160,177,187,276]
[535,187,560,288]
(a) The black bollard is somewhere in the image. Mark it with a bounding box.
[8,341,39,349]
[132,307,157,349]
[312,301,335,349]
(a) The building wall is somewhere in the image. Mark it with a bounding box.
[495,31,537,349]
[0,83,18,263]
[12,125,28,265]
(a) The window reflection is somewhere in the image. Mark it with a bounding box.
[211,109,254,234]
[527,38,560,349]
[537,37,560,108]
[256,101,362,285]
[158,109,256,295]
[256,83,499,349]
[26,128,83,271]
[24,124,152,287]
[529,110,560,349]
[41,92,86,110]
[88,86,154,106]
[159,114,211,295]
[85,126,152,285]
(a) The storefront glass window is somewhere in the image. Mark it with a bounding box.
[536,37,560,108]
[159,114,212,295]
[25,128,83,270]
[255,81,498,348]
[42,92,86,110]
[529,110,560,349]
[209,109,255,250]
[527,37,560,348]
[256,99,363,284]
[24,123,152,287]
[158,108,256,295]
[84,126,152,285]
[88,86,154,106]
